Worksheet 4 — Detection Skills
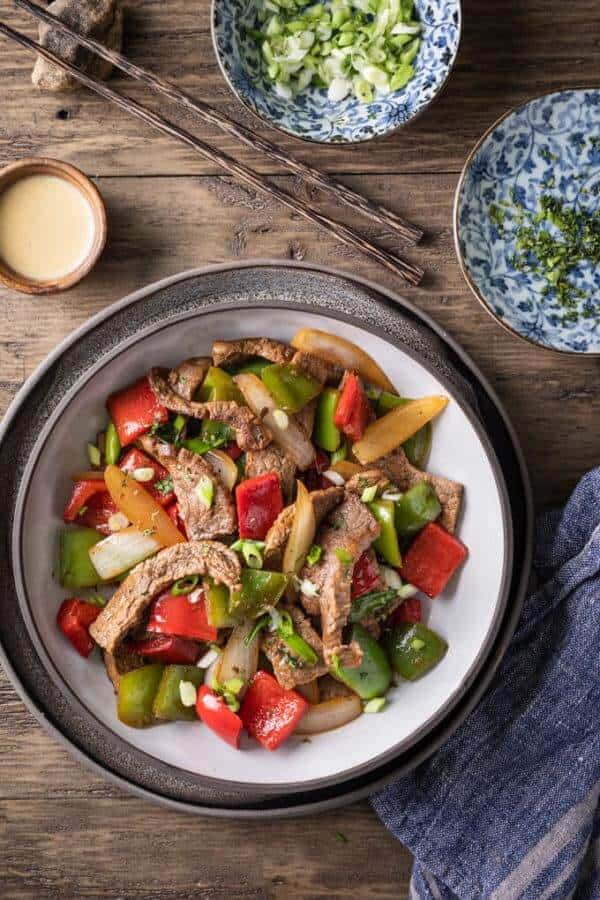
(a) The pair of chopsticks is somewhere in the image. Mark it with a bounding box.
[1,0,424,285]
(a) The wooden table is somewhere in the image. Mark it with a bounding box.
[1,1,598,896]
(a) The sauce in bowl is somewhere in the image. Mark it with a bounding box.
[0,174,95,282]
[0,158,107,295]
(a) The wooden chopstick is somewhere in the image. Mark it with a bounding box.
[0,22,424,285]
[15,0,423,246]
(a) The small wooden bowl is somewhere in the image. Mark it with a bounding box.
[0,157,107,295]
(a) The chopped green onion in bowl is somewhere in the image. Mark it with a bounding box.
[252,0,421,104]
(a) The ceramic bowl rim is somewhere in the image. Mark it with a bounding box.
[1,261,531,810]
[453,85,600,357]
[209,0,463,146]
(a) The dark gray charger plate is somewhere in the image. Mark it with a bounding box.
[0,262,533,816]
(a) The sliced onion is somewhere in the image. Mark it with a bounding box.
[88,526,161,580]
[233,373,315,470]
[353,395,448,465]
[295,679,320,705]
[214,620,259,693]
[294,694,362,735]
[290,328,395,391]
[205,449,238,491]
[283,480,316,576]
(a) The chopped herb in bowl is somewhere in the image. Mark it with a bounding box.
[491,195,600,326]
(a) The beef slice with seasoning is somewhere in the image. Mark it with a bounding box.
[211,338,294,369]
[299,492,380,667]
[263,485,345,571]
[168,357,211,402]
[245,445,297,503]
[148,367,271,451]
[90,541,241,654]
[139,435,236,540]
[372,449,464,533]
[262,606,328,690]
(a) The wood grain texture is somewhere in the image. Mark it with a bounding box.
[0,0,599,897]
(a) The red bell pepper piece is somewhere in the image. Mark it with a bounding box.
[57,598,101,658]
[63,479,108,522]
[119,447,174,506]
[147,592,218,642]
[333,372,371,442]
[106,375,168,447]
[351,551,382,600]
[165,500,186,537]
[401,522,468,599]
[391,595,422,624]
[235,473,283,540]
[124,634,200,665]
[77,491,119,535]
[196,685,243,749]
[240,670,308,751]
[223,442,242,461]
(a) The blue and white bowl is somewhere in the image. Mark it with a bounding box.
[454,89,600,355]
[211,0,461,144]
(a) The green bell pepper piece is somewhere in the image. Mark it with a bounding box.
[314,388,341,452]
[117,664,164,727]
[229,568,288,619]
[369,499,403,567]
[384,623,448,681]
[376,392,432,469]
[59,527,103,589]
[105,421,121,465]
[225,357,271,377]
[152,665,204,722]
[205,579,236,628]
[181,420,233,455]
[332,624,391,700]
[198,366,245,404]
[394,482,441,536]
[261,363,321,413]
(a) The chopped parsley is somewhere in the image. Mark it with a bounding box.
[498,194,600,325]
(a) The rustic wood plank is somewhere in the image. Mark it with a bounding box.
[1,0,599,176]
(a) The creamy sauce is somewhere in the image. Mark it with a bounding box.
[0,174,95,281]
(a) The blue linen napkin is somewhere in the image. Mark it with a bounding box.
[372,468,600,900]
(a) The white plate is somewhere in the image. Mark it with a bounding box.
[16,306,510,788]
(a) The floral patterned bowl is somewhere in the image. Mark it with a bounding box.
[454,89,600,355]
[210,0,461,144]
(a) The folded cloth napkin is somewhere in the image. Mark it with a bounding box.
[372,468,600,900]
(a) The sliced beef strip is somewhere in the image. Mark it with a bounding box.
[263,486,345,571]
[148,368,271,451]
[211,338,294,368]
[262,605,328,690]
[295,398,317,440]
[139,435,236,540]
[90,541,241,654]
[245,445,296,503]
[290,350,343,385]
[345,470,392,498]
[299,492,380,667]
[168,357,211,402]
[372,449,464,533]
[103,646,143,693]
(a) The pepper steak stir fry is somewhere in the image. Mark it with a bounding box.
[57,330,467,750]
